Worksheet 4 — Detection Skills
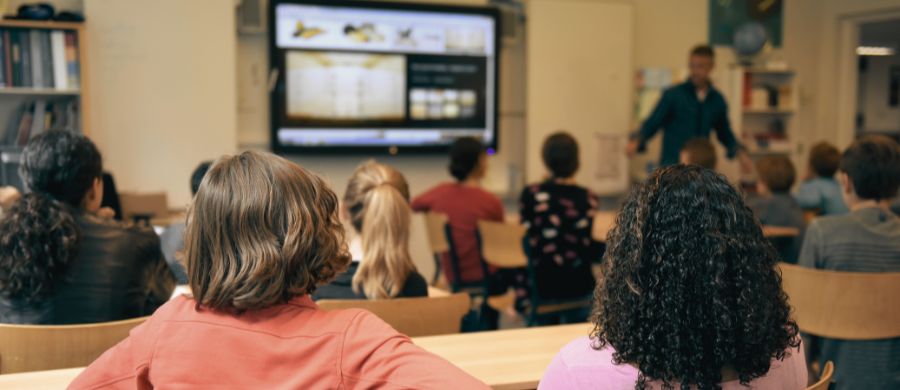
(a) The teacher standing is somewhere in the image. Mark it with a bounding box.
[627,45,751,170]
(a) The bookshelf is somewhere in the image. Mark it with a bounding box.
[0,19,87,188]
[720,65,799,158]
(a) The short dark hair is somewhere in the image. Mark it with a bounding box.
[680,137,717,169]
[448,137,485,182]
[840,135,900,201]
[190,161,213,195]
[756,155,796,193]
[593,165,799,389]
[542,132,579,178]
[808,142,841,178]
[690,44,715,59]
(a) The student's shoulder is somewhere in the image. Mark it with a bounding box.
[542,337,639,389]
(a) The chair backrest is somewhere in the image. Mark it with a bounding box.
[422,212,450,254]
[780,263,900,339]
[802,209,820,225]
[806,361,834,390]
[592,211,617,241]
[317,293,470,337]
[762,225,800,238]
[119,191,169,221]
[476,220,527,269]
[0,316,147,374]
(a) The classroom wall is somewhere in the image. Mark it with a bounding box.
[858,55,900,133]
[83,0,237,208]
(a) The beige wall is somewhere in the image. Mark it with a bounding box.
[84,0,237,208]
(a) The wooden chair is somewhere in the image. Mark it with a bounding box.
[802,209,821,225]
[316,293,470,337]
[477,220,593,326]
[0,316,147,374]
[591,211,616,242]
[779,263,900,339]
[119,191,169,225]
[806,361,834,390]
[422,212,450,285]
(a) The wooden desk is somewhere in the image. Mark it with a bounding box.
[0,367,81,390]
[0,324,591,390]
[413,323,591,389]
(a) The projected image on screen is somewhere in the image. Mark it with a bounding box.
[270,1,498,152]
[286,52,406,122]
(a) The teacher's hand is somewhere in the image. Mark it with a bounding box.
[625,139,640,158]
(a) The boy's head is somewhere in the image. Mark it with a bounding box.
[755,155,796,194]
[185,151,351,311]
[679,137,717,170]
[807,142,841,178]
[190,161,213,196]
[839,135,900,203]
[542,132,580,179]
[448,137,487,182]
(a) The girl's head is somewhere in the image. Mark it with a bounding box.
[343,161,416,300]
[22,130,103,209]
[448,137,487,182]
[0,131,103,302]
[593,165,799,389]
[542,132,580,179]
[185,151,350,311]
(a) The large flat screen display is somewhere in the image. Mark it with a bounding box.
[269,0,500,153]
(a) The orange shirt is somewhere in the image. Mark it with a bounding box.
[69,295,488,389]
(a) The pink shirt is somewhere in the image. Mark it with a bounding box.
[539,337,807,390]
[70,295,488,389]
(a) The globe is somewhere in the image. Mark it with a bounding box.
[733,22,768,57]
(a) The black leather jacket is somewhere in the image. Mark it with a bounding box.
[0,212,175,324]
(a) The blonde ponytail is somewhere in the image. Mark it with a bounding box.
[344,161,416,300]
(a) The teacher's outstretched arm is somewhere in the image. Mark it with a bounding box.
[627,90,672,157]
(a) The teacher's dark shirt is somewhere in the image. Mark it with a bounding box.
[637,80,741,166]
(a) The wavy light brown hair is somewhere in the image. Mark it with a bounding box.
[185,151,350,311]
[343,161,416,300]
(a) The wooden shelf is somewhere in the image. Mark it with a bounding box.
[0,88,81,96]
[743,108,795,115]
[0,19,84,31]
[746,68,795,75]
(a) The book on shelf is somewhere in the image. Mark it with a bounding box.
[3,100,78,146]
[0,27,80,90]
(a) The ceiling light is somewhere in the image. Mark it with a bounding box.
[857,46,896,56]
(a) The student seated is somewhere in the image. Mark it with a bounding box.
[159,161,211,284]
[798,135,900,390]
[519,132,597,322]
[794,141,849,215]
[0,131,175,324]
[315,161,428,300]
[71,151,487,389]
[679,137,718,169]
[540,165,806,390]
[411,137,504,286]
[747,155,806,263]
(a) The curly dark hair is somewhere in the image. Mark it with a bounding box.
[0,131,102,302]
[591,165,800,390]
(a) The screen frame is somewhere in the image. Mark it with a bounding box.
[268,0,501,155]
